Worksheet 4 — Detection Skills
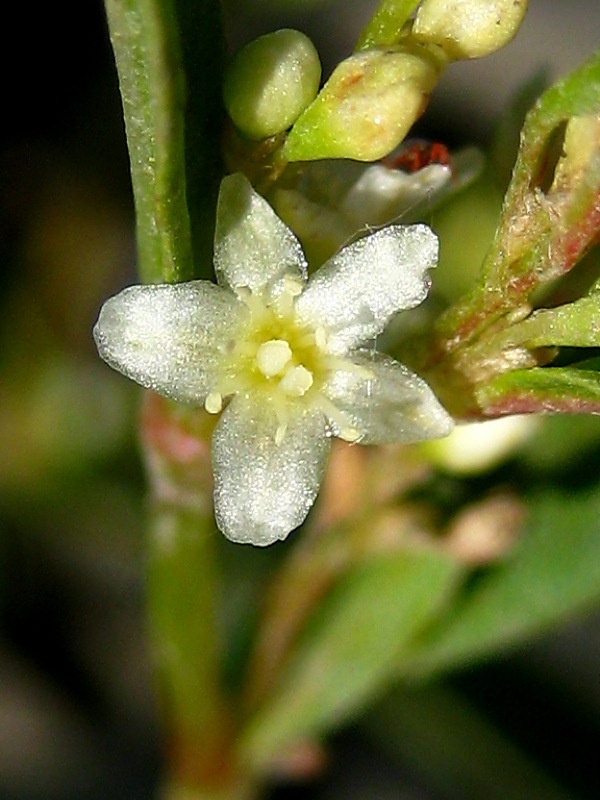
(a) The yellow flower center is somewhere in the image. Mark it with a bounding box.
[204,278,367,445]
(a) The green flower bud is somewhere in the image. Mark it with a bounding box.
[223,29,322,140]
[413,0,527,60]
[282,43,447,163]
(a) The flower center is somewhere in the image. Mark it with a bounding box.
[204,280,365,445]
[256,339,292,378]
[255,338,315,397]
[205,281,327,414]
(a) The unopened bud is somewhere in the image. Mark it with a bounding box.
[283,43,447,162]
[223,29,322,140]
[413,0,527,60]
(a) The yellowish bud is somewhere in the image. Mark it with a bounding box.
[413,0,527,60]
[283,43,447,162]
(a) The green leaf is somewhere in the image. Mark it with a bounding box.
[367,684,574,800]
[519,413,600,475]
[240,549,462,768]
[104,0,223,284]
[430,50,600,354]
[503,294,600,349]
[477,291,600,353]
[401,485,600,678]
[356,0,420,50]
[482,50,600,291]
[477,366,600,415]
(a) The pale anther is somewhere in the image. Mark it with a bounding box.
[256,339,293,378]
[315,327,327,349]
[205,392,223,414]
[338,426,362,443]
[280,364,314,396]
[275,422,288,446]
[283,275,304,297]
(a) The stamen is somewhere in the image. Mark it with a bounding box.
[315,395,363,443]
[273,275,305,315]
[337,426,362,443]
[205,392,223,414]
[280,365,314,397]
[326,356,374,380]
[273,401,289,446]
[283,275,303,297]
[275,422,288,446]
[256,339,293,378]
[315,327,328,350]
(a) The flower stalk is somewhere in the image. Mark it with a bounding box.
[142,394,253,798]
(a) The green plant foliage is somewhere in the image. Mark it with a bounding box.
[104,0,223,283]
[240,549,463,767]
[400,485,600,678]
[356,0,421,50]
[367,684,574,800]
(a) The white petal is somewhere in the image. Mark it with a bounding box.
[340,163,451,228]
[214,173,307,296]
[323,350,453,445]
[295,224,438,354]
[212,396,330,546]
[93,281,245,404]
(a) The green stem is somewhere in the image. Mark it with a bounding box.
[141,394,256,798]
[147,506,230,790]
[355,0,420,50]
[104,0,194,283]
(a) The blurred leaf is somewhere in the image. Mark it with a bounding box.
[0,356,134,497]
[519,414,600,474]
[104,0,223,283]
[477,366,600,416]
[366,684,574,800]
[240,548,462,767]
[401,486,600,678]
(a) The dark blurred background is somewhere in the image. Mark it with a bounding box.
[1,2,599,798]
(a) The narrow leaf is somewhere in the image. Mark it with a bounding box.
[240,549,462,768]
[367,684,575,800]
[105,0,194,283]
[401,485,600,678]
[483,292,600,351]
[104,0,223,283]
[431,50,600,354]
[477,366,600,416]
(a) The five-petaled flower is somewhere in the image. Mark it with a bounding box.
[93,174,453,546]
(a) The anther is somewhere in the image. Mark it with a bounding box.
[256,339,293,378]
[280,365,314,396]
[205,392,223,414]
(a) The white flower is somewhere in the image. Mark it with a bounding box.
[271,147,483,265]
[94,174,453,546]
